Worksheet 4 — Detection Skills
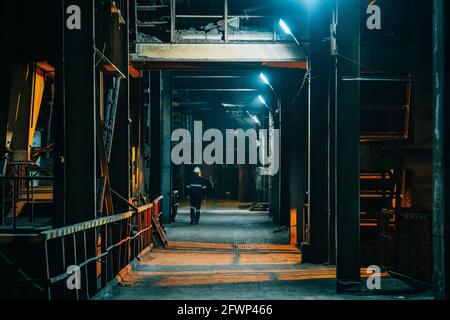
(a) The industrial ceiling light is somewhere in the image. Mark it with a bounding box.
[279,19,293,36]
[279,18,311,98]
[246,111,261,127]
[279,18,310,64]
[221,103,244,108]
[259,73,277,95]
[258,94,276,114]
[259,73,270,86]
[258,95,267,106]
[279,19,301,46]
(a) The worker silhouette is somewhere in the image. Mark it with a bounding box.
[186,167,209,225]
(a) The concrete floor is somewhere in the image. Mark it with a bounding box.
[96,209,432,300]
[177,199,255,210]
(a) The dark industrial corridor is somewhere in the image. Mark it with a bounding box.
[1,0,450,305]
[96,208,430,300]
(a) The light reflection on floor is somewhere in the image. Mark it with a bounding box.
[122,241,385,288]
[98,210,428,300]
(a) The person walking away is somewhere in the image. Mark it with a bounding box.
[186,167,209,224]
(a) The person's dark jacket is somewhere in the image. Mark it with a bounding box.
[186,174,209,199]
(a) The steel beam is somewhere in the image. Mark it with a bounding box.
[148,69,171,225]
[174,89,257,92]
[173,77,260,90]
[279,83,289,227]
[54,0,65,228]
[271,112,281,225]
[279,69,304,228]
[161,71,173,224]
[432,0,450,300]
[335,0,361,292]
[328,22,337,265]
[286,70,308,245]
[110,1,131,212]
[56,0,97,226]
[149,71,162,199]
[170,0,176,43]
[132,43,306,63]
[303,2,330,264]
[224,0,228,42]
[130,77,144,200]
[0,65,10,167]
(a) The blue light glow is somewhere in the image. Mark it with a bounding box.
[259,73,270,85]
[258,95,267,106]
[279,19,292,35]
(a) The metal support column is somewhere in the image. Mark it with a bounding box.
[170,0,176,43]
[149,71,162,199]
[303,2,331,263]
[432,0,450,300]
[335,0,361,292]
[279,96,289,226]
[287,69,308,246]
[280,70,302,228]
[224,0,228,42]
[57,0,97,225]
[272,111,281,225]
[161,71,172,224]
[131,76,144,200]
[110,0,131,212]
[0,65,10,175]
[328,3,338,265]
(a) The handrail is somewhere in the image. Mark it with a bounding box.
[39,195,163,300]
[1,173,54,230]
[40,200,156,241]
[47,225,153,285]
[0,176,54,180]
[138,203,153,212]
[41,211,134,240]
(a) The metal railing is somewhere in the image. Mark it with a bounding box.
[378,208,432,284]
[37,196,163,300]
[0,174,54,230]
[134,0,301,44]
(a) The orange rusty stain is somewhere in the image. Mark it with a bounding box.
[261,61,307,69]
[129,64,141,78]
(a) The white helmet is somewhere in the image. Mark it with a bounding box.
[193,167,201,174]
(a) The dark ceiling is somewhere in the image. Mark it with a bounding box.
[172,69,282,128]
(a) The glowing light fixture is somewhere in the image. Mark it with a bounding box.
[258,95,267,106]
[252,115,261,126]
[257,94,275,114]
[246,110,261,127]
[279,18,311,81]
[279,19,293,36]
[259,73,270,85]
